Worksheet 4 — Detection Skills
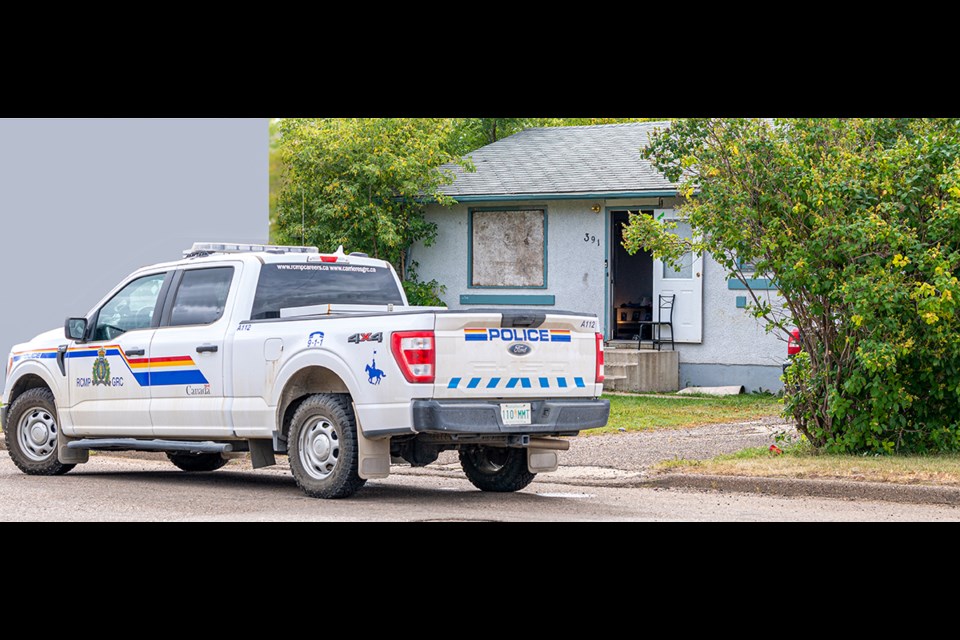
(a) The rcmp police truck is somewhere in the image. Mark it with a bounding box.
[2,243,609,498]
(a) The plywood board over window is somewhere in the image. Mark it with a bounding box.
[470,209,546,288]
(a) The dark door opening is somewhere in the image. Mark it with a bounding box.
[610,210,653,340]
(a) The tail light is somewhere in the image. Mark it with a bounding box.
[391,331,435,383]
[595,332,605,383]
[319,255,338,263]
[787,329,801,356]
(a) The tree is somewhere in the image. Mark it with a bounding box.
[273,118,470,305]
[624,118,960,454]
[447,118,662,156]
[268,118,286,240]
[446,118,547,155]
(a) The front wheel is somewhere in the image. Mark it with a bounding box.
[287,394,365,499]
[5,387,75,476]
[459,446,536,492]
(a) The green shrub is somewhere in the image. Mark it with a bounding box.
[627,118,960,453]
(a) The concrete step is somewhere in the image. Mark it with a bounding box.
[600,349,680,393]
[602,375,627,392]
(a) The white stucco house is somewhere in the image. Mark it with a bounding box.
[411,122,787,392]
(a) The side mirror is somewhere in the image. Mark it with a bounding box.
[65,317,88,341]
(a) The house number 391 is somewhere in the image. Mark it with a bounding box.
[583,233,600,246]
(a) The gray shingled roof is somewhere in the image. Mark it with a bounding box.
[439,121,677,199]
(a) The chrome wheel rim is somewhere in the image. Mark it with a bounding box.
[17,406,58,461]
[299,417,340,480]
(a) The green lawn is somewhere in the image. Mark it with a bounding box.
[656,440,960,486]
[594,392,784,435]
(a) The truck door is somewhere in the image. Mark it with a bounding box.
[149,265,239,437]
[67,271,170,436]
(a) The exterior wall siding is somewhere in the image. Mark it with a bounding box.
[415,198,787,391]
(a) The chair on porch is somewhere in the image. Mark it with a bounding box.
[637,294,675,351]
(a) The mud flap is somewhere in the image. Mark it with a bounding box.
[527,449,558,473]
[354,403,390,479]
[250,439,277,469]
[58,435,89,465]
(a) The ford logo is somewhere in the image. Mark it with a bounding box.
[508,343,532,356]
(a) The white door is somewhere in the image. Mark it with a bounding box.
[149,265,238,438]
[652,218,703,343]
[67,270,169,435]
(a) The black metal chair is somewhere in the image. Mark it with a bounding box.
[637,294,675,351]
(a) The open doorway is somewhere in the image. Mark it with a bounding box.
[610,210,653,340]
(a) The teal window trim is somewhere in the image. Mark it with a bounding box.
[468,207,548,290]
[735,296,747,308]
[728,278,777,290]
[460,294,555,305]
[734,257,756,274]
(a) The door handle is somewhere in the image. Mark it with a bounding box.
[124,348,145,357]
[196,345,219,354]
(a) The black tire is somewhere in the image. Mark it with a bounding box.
[459,446,536,492]
[287,394,365,499]
[4,387,75,476]
[166,452,228,472]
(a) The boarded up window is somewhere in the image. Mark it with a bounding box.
[471,209,545,287]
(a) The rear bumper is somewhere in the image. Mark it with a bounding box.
[411,398,610,436]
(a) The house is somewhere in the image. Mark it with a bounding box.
[411,122,786,392]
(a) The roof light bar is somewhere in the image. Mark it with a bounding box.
[184,242,319,256]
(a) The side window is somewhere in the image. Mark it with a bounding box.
[662,221,694,280]
[94,273,168,341]
[169,267,234,327]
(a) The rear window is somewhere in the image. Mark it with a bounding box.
[250,263,404,319]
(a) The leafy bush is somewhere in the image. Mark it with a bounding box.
[626,118,960,453]
[402,262,447,307]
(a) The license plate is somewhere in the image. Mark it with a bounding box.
[501,403,532,426]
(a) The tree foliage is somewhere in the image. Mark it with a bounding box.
[273,118,468,305]
[268,119,285,240]
[624,118,960,454]
[447,118,661,156]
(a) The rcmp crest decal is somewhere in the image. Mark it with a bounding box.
[91,347,111,386]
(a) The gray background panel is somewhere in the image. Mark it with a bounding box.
[0,118,269,382]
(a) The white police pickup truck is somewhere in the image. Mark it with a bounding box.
[2,243,609,498]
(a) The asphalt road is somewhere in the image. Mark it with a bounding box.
[3,450,959,521]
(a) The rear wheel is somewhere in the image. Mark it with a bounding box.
[5,387,75,476]
[287,394,365,499]
[459,446,536,492]
[166,452,228,472]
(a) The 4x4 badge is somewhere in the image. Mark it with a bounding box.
[348,332,383,344]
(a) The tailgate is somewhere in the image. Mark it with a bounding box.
[433,311,601,400]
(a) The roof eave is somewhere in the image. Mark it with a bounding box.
[432,190,680,204]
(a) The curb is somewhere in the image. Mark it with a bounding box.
[648,473,960,506]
